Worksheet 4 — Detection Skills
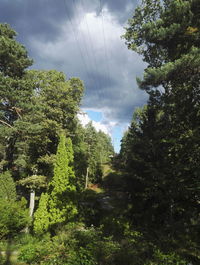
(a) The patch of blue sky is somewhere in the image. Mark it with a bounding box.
[86,110,103,122]
[85,109,123,153]
[112,126,123,153]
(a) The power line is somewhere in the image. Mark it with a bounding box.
[63,0,90,76]
[64,0,111,104]
[80,0,103,97]
[70,0,101,100]
[99,0,112,91]
[72,0,93,72]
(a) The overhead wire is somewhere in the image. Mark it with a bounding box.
[63,0,117,150]
[78,0,112,119]
[80,0,104,98]
[72,0,93,72]
[63,0,111,106]
[99,0,112,91]
[71,0,101,100]
[63,0,90,77]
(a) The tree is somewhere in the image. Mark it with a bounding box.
[96,131,114,164]
[11,70,84,181]
[0,24,32,77]
[0,23,33,174]
[0,198,29,240]
[18,172,46,218]
[123,0,200,262]
[81,122,114,187]
[33,193,49,235]
[0,171,29,239]
[0,24,85,181]
[0,171,16,201]
[48,134,77,227]
[34,134,77,234]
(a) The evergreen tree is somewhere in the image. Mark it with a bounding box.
[122,0,200,262]
[13,70,84,181]
[0,24,85,180]
[0,171,16,201]
[0,23,33,173]
[34,134,77,233]
[0,170,29,239]
[33,193,49,234]
[48,134,77,228]
[82,122,114,186]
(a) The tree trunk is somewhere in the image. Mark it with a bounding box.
[29,189,35,217]
[24,189,35,233]
[85,167,89,189]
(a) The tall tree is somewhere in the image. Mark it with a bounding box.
[0,23,33,173]
[33,192,49,235]
[0,24,85,180]
[13,70,84,180]
[0,171,16,201]
[123,0,200,262]
[34,134,77,234]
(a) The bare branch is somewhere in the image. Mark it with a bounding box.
[0,119,14,128]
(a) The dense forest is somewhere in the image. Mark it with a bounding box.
[0,0,200,264]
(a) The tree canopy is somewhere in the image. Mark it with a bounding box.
[121,0,200,262]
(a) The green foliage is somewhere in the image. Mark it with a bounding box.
[33,193,49,235]
[18,234,53,265]
[18,174,47,190]
[72,120,114,190]
[34,134,77,234]
[81,122,114,186]
[13,70,84,180]
[0,23,33,77]
[0,171,29,241]
[0,198,29,239]
[124,0,200,90]
[48,134,77,227]
[121,0,200,262]
[0,171,16,201]
[0,23,34,174]
[19,224,121,265]
[150,249,187,265]
[20,223,188,265]
[0,26,85,181]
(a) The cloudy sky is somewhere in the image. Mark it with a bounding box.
[0,0,147,152]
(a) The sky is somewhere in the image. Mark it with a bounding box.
[0,0,147,152]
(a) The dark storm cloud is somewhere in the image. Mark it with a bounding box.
[0,0,146,126]
[85,71,118,93]
[0,0,138,43]
[0,0,74,42]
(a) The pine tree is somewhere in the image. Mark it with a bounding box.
[0,23,33,173]
[34,134,77,233]
[48,134,77,228]
[33,193,49,234]
[0,171,16,201]
[122,0,200,261]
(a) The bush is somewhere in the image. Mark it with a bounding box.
[0,198,29,239]
[0,171,16,201]
[18,224,119,265]
[150,249,188,265]
[18,234,54,264]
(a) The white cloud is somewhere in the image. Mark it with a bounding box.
[77,111,116,136]
[77,112,91,127]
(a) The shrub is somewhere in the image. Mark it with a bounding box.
[0,198,29,239]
